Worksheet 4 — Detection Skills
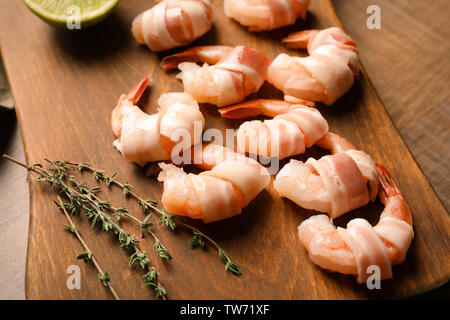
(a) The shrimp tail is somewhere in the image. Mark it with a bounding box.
[125,77,149,104]
[376,163,413,227]
[161,46,233,70]
[219,99,294,119]
[282,29,320,49]
[161,49,203,70]
[111,78,149,137]
[376,164,401,205]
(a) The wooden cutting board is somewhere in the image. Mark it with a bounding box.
[0,0,448,299]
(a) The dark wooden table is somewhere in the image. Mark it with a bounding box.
[0,0,448,299]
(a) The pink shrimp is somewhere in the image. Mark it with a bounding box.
[224,0,310,31]
[131,0,213,52]
[161,45,271,107]
[316,132,379,201]
[158,144,271,223]
[298,164,414,284]
[267,27,359,105]
[373,164,414,264]
[111,78,205,164]
[219,99,328,160]
[274,132,378,218]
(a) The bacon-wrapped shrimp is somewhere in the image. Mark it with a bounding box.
[274,132,378,218]
[268,27,359,105]
[298,164,414,283]
[161,45,271,107]
[131,0,213,52]
[219,99,328,160]
[224,0,310,31]
[112,78,205,164]
[158,144,271,223]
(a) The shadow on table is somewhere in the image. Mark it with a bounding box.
[50,11,132,61]
[0,109,17,156]
[407,281,449,300]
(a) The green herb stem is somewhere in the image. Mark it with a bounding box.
[73,162,241,275]
[56,196,120,300]
[3,154,240,276]
[68,176,171,261]
[3,155,167,299]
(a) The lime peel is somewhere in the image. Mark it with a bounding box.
[24,0,120,29]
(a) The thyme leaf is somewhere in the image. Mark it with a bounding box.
[77,250,93,261]
[98,271,111,287]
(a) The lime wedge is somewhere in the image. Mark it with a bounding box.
[24,0,120,29]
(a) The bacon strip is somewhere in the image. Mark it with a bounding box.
[191,174,243,223]
[269,27,359,105]
[217,46,270,91]
[115,92,204,163]
[158,145,271,223]
[204,160,271,207]
[224,0,310,31]
[338,219,392,284]
[176,46,271,107]
[308,153,370,218]
[132,0,213,52]
[119,110,169,163]
[374,216,414,264]
[276,105,328,148]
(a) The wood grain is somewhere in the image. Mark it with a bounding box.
[0,0,448,299]
[334,0,450,211]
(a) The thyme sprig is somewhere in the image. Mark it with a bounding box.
[56,196,120,300]
[51,162,168,299]
[69,175,172,261]
[74,162,241,275]
[3,154,241,276]
[3,155,167,299]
